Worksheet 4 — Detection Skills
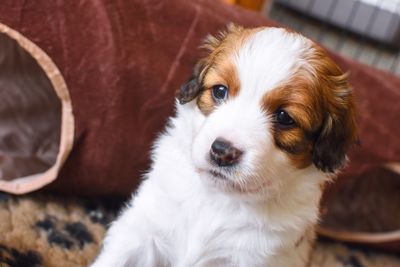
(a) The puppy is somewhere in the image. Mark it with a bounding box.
[91,26,357,267]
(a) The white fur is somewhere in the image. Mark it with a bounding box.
[91,28,328,267]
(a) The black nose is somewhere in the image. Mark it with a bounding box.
[210,138,243,166]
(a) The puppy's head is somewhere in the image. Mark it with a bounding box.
[178,26,357,197]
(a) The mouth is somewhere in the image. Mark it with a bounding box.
[208,170,229,180]
[201,168,248,192]
[196,167,232,183]
[197,167,269,194]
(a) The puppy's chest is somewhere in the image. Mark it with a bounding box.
[159,201,279,266]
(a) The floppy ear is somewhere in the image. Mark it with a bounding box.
[177,61,206,105]
[312,76,358,173]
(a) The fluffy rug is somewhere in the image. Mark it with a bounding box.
[0,192,399,267]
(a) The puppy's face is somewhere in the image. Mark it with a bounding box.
[178,27,357,197]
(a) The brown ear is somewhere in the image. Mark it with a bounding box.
[177,61,205,105]
[312,75,358,173]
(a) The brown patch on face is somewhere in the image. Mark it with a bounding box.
[197,59,240,115]
[263,75,322,169]
[263,38,357,171]
[196,25,260,115]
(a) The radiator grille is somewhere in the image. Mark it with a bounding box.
[269,0,400,76]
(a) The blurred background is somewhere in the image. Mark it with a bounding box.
[228,0,400,76]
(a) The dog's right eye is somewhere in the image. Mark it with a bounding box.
[211,85,228,102]
[275,109,295,128]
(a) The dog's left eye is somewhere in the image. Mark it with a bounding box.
[276,109,295,126]
[211,85,228,102]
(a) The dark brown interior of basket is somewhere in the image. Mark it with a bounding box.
[0,33,61,182]
[320,167,400,233]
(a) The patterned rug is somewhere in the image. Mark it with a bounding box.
[0,192,399,267]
